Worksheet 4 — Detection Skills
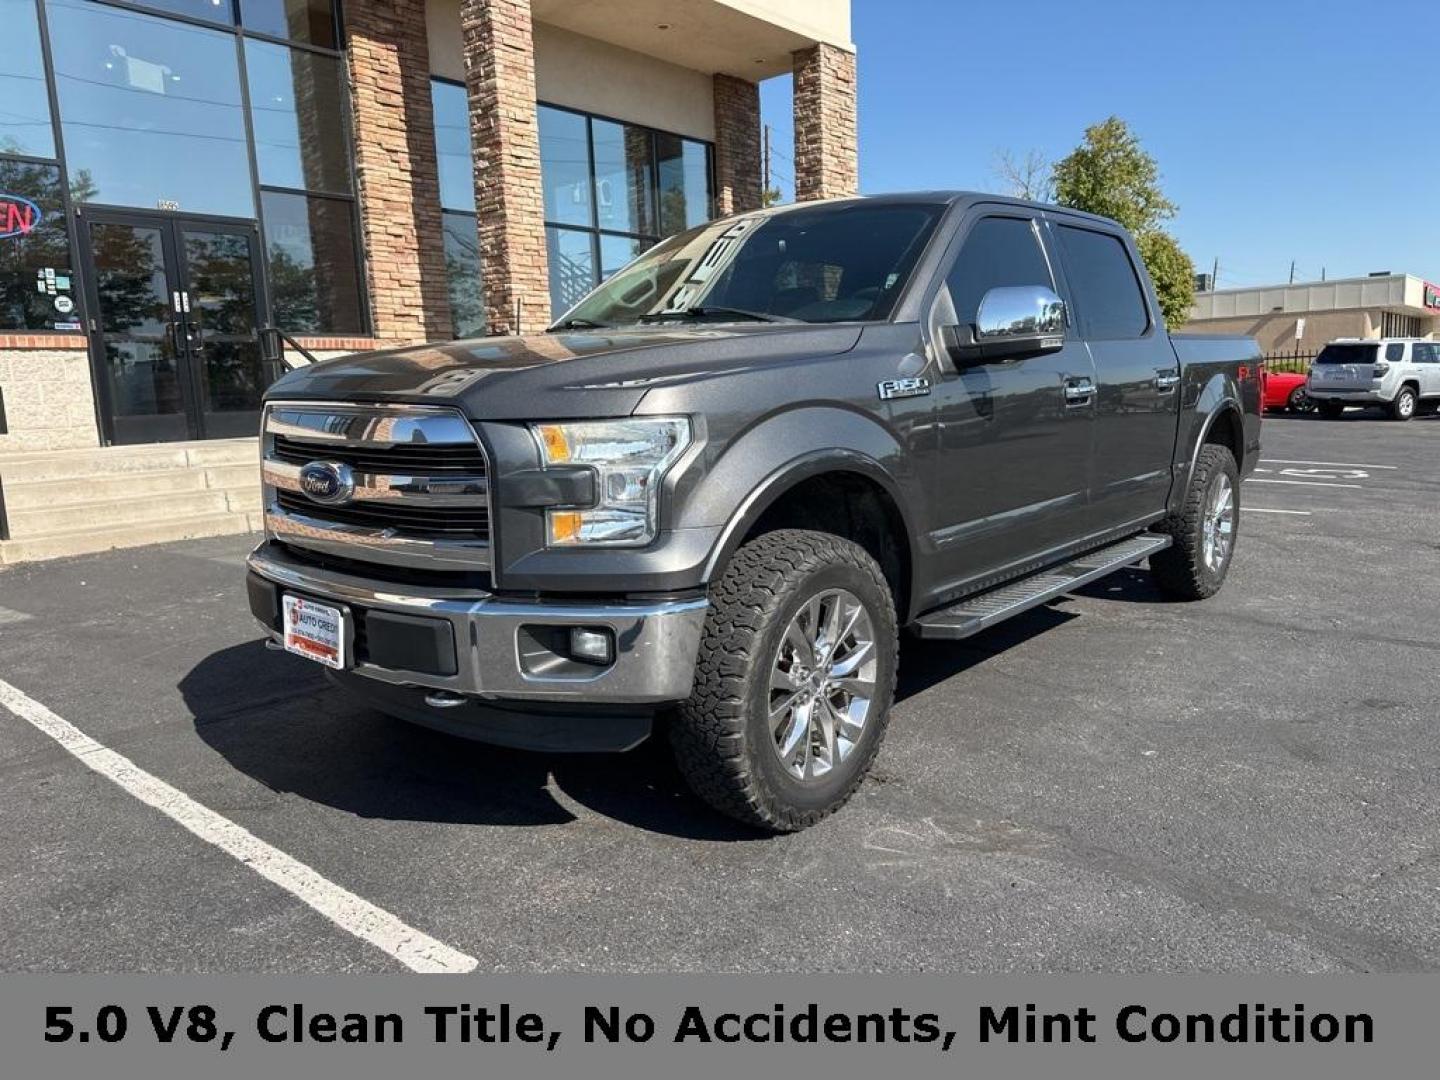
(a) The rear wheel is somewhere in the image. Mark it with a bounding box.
[1286,385,1315,413]
[671,529,898,832]
[1318,400,1344,420]
[1390,386,1417,421]
[1151,444,1239,601]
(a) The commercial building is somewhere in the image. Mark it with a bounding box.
[1185,273,1440,354]
[0,0,856,560]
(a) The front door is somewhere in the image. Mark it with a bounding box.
[81,210,272,444]
[921,213,1096,601]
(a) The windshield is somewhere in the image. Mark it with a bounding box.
[1314,344,1378,364]
[552,202,946,329]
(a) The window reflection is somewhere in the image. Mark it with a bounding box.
[431,80,475,214]
[545,226,594,316]
[0,161,76,331]
[246,38,351,195]
[443,211,485,338]
[46,0,253,217]
[538,106,590,228]
[592,119,653,236]
[261,189,363,333]
[239,0,337,49]
[0,0,56,157]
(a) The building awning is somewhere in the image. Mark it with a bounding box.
[530,0,853,79]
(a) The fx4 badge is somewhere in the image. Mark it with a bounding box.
[877,377,930,401]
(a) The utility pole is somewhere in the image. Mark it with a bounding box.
[1289,260,1296,284]
[763,124,772,204]
[1211,256,1219,288]
[1321,267,1326,282]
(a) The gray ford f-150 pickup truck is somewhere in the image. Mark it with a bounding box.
[246,193,1261,831]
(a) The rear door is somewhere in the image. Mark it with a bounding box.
[1051,220,1179,530]
[921,212,1096,598]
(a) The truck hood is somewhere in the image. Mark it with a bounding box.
[265,324,864,420]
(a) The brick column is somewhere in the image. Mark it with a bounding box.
[712,73,762,215]
[345,0,453,342]
[459,0,550,334]
[792,43,858,201]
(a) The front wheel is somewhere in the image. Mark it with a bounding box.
[1287,385,1315,414]
[1150,444,1239,601]
[671,529,898,832]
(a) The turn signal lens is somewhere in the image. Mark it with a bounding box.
[535,423,572,464]
[548,510,583,544]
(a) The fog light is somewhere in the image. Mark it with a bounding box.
[568,627,614,666]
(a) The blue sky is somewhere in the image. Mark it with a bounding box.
[761,0,1440,288]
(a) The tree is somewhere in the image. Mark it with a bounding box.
[992,148,1053,203]
[1136,231,1195,331]
[1052,116,1194,328]
[761,186,783,208]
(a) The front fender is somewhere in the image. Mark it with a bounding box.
[678,406,922,585]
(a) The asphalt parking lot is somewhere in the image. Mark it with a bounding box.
[1,411,1437,973]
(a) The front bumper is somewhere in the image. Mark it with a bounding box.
[245,541,708,707]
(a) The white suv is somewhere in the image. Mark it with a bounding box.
[1308,338,1440,421]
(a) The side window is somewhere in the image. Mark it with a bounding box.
[945,216,1053,327]
[1056,225,1150,340]
[1385,342,1407,364]
[1413,343,1437,363]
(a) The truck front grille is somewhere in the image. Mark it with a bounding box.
[261,402,494,572]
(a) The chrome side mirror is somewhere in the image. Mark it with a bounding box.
[943,285,1068,366]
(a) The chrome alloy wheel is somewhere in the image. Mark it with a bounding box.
[1201,473,1236,572]
[768,588,877,782]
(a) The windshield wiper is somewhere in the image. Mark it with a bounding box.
[551,316,613,330]
[637,305,800,324]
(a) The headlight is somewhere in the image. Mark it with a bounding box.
[531,417,691,547]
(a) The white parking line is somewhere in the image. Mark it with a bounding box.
[1247,508,1312,515]
[1245,478,1362,489]
[0,607,33,626]
[0,677,478,974]
[1261,458,1398,470]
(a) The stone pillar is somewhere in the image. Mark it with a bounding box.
[459,0,551,334]
[792,43,858,202]
[345,0,453,342]
[712,73,762,215]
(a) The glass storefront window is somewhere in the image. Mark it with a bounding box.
[260,189,363,333]
[119,0,236,26]
[656,134,712,234]
[431,80,475,214]
[443,211,484,338]
[538,104,713,319]
[46,0,253,217]
[0,0,56,158]
[538,106,590,228]
[0,160,76,330]
[239,0,337,49]
[545,225,594,317]
[245,38,351,195]
[592,119,654,237]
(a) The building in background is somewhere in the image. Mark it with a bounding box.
[0,0,857,465]
[1185,273,1440,355]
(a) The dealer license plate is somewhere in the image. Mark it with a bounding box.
[282,594,347,670]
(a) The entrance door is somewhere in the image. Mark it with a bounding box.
[82,210,272,445]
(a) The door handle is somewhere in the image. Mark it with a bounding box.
[1063,377,1095,405]
[1155,369,1180,391]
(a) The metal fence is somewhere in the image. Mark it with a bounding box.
[1262,349,1318,375]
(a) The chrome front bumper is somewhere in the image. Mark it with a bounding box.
[246,542,708,705]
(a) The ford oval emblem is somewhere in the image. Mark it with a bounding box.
[298,461,354,505]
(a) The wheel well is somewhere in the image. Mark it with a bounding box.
[744,471,911,619]
[1400,380,1420,395]
[1204,408,1244,471]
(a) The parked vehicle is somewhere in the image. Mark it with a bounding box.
[1261,366,1313,414]
[1307,338,1440,420]
[245,194,1261,831]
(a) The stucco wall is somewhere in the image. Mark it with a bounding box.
[0,342,100,454]
[1182,310,1379,355]
[427,1,715,139]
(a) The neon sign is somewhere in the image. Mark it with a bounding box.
[0,193,42,240]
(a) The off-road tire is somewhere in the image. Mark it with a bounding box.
[1318,401,1344,420]
[670,529,898,832]
[1390,386,1417,422]
[1150,444,1239,601]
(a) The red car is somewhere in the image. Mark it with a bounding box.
[1261,367,1314,413]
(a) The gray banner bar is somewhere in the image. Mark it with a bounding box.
[0,975,1424,1078]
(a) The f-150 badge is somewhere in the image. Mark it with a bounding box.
[877,377,930,401]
